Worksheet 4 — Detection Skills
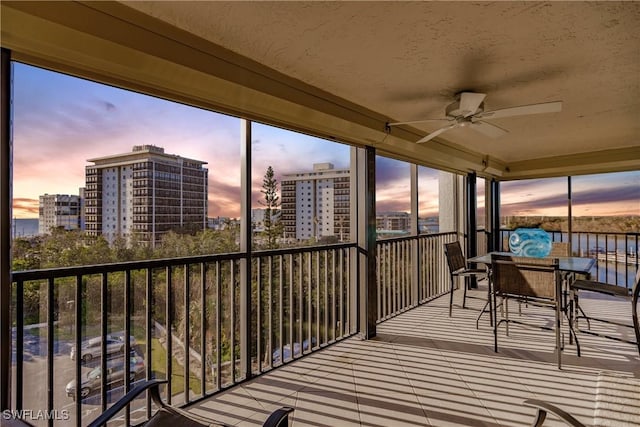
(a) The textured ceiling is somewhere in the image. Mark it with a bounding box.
[123,1,640,164]
[1,1,638,177]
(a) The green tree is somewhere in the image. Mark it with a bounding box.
[259,166,283,249]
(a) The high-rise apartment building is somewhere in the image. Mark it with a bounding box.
[281,163,350,242]
[85,145,208,245]
[38,194,81,234]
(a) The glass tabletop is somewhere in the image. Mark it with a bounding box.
[468,251,596,275]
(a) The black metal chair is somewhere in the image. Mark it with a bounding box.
[491,254,573,369]
[444,241,489,326]
[570,268,640,356]
[523,372,640,426]
[87,380,294,427]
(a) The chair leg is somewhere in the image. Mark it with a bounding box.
[462,277,468,309]
[566,296,581,357]
[632,292,640,357]
[556,300,562,370]
[449,274,455,317]
[505,297,510,336]
[493,289,499,353]
[574,291,591,330]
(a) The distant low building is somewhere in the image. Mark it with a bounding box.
[377,211,410,232]
[38,194,81,234]
[251,208,281,233]
[208,216,235,230]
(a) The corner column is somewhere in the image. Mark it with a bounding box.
[239,119,252,379]
[0,48,11,410]
[466,173,478,288]
[356,146,376,338]
[410,164,420,304]
[489,179,501,251]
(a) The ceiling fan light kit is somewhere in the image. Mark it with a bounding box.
[388,92,563,144]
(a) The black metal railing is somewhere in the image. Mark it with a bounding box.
[10,243,356,426]
[376,232,457,321]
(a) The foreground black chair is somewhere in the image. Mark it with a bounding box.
[88,380,294,427]
[523,372,640,426]
[570,268,640,356]
[444,241,488,326]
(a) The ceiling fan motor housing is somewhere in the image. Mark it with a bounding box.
[446,99,485,118]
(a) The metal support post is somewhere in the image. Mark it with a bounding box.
[0,48,12,411]
[240,119,252,379]
[466,172,478,288]
[356,147,376,338]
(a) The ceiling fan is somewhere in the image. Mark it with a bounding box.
[387,92,562,144]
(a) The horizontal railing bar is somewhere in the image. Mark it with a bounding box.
[253,242,356,257]
[13,252,248,281]
[13,244,360,281]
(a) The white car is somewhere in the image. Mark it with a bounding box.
[70,337,125,363]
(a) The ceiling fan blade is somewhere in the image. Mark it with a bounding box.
[459,92,487,117]
[387,118,451,126]
[475,101,562,120]
[469,120,508,138]
[416,123,457,144]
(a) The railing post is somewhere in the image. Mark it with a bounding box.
[355,146,376,338]
[240,119,252,379]
[466,173,478,288]
[410,164,419,304]
[490,179,501,252]
[0,47,12,411]
[568,176,573,255]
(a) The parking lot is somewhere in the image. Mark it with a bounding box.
[13,330,149,426]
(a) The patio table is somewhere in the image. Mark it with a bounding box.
[467,252,597,339]
[467,252,596,276]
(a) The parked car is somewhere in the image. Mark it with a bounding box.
[70,336,125,363]
[65,353,145,400]
[108,333,137,348]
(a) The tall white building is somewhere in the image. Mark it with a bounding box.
[38,194,81,234]
[85,145,208,245]
[281,163,350,242]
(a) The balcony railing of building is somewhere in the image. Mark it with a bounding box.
[9,231,466,426]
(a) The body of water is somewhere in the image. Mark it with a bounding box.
[501,230,638,288]
[12,218,39,238]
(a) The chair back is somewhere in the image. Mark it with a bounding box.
[444,241,467,273]
[491,254,560,300]
[632,269,640,349]
[549,242,570,257]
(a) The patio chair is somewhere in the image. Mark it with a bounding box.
[549,242,570,257]
[491,254,572,369]
[444,241,489,326]
[523,372,640,426]
[87,379,294,427]
[569,268,640,356]
[549,242,572,314]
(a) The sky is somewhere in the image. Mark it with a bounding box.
[10,63,640,219]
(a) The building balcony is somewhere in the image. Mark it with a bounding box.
[7,230,639,426]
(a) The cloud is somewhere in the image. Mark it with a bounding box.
[12,198,39,217]
[209,180,242,218]
[377,199,409,213]
[502,185,639,216]
[376,156,410,186]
